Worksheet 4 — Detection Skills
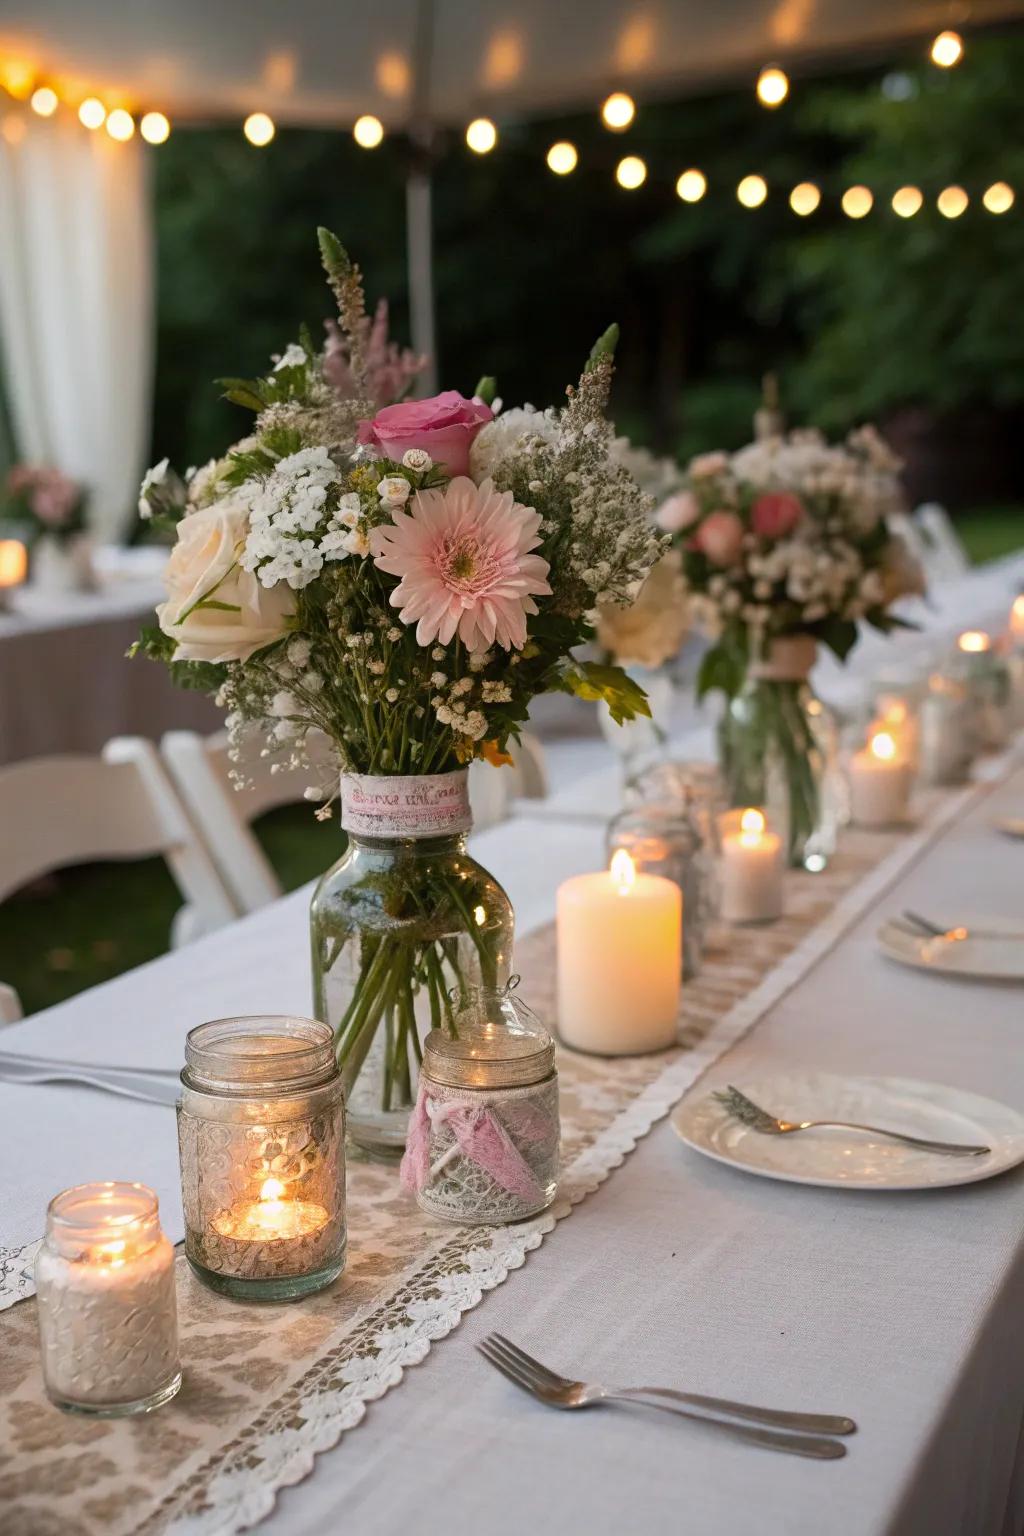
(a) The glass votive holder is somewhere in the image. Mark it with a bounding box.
[177,1016,346,1301]
[35,1181,181,1417]
[950,631,1012,752]
[919,673,974,785]
[716,807,784,924]
[608,802,711,978]
[400,982,559,1226]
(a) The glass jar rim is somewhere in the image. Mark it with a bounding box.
[46,1180,161,1252]
[183,1015,337,1094]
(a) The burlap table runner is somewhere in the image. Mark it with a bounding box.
[0,775,991,1536]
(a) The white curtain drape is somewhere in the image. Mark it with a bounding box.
[0,113,153,541]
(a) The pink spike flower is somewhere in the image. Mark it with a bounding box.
[369,475,552,651]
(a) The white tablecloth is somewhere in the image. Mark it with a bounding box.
[0,553,219,763]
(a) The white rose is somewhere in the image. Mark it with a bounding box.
[156,500,294,664]
[401,448,432,473]
[378,475,411,507]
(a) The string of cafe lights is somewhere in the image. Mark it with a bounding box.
[0,20,992,204]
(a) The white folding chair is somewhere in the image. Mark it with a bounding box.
[0,738,236,1017]
[916,503,970,582]
[162,727,332,916]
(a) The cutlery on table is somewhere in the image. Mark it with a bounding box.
[900,910,1024,943]
[0,1050,177,1077]
[714,1085,990,1157]
[476,1333,853,1459]
[0,1057,178,1107]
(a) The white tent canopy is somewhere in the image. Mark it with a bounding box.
[4,0,1023,128]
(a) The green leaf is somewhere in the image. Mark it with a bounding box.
[216,378,267,412]
[814,616,859,662]
[697,644,746,700]
[585,323,619,371]
[317,227,351,282]
[556,660,651,725]
[474,375,498,406]
[196,599,242,612]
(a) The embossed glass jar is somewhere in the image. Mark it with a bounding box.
[35,1181,181,1417]
[400,984,559,1225]
[607,803,711,979]
[177,1016,346,1301]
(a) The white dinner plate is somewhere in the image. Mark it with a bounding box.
[672,1071,1024,1190]
[877,914,1024,981]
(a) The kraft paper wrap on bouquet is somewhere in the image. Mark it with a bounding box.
[0,771,1002,1536]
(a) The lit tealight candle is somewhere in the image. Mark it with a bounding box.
[849,728,912,828]
[958,629,991,655]
[556,850,682,1055]
[1010,596,1024,644]
[0,538,27,606]
[212,1176,330,1244]
[720,808,783,924]
[954,630,1012,751]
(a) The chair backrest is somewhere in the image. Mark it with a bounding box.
[916,503,970,582]
[0,738,235,928]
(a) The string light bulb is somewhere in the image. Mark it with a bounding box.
[737,174,767,208]
[891,185,923,218]
[244,112,275,146]
[353,114,384,148]
[30,86,58,118]
[789,182,820,216]
[78,97,106,130]
[937,185,968,218]
[140,111,170,144]
[465,117,497,153]
[546,140,578,175]
[930,30,963,68]
[601,91,635,130]
[615,155,646,189]
[676,168,706,202]
[106,108,134,141]
[756,66,789,108]
[841,185,873,219]
[983,181,1014,214]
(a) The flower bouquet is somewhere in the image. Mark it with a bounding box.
[659,428,924,864]
[2,464,92,592]
[137,228,664,1154]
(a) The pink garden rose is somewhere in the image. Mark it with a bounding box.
[357,391,493,477]
[751,491,803,540]
[695,510,744,566]
[655,491,701,534]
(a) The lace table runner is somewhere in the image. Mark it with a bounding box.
[0,769,1000,1536]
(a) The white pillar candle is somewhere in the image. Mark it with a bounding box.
[35,1182,181,1416]
[849,729,912,828]
[556,850,682,1055]
[720,808,783,924]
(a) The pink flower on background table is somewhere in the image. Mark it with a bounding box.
[6,465,79,527]
[695,509,744,566]
[358,391,493,477]
[655,491,700,534]
[752,491,804,540]
[370,475,551,650]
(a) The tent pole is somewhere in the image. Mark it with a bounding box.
[407,0,437,395]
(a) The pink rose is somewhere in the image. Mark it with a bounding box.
[655,491,701,534]
[695,510,744,566]
[357,391,493,477]
[751,492,803,540]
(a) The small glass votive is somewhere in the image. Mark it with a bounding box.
[950,631,1012,752]
[35,1182,181,1417]
[919,673,974,785]
[400,983,559,1226]
[608,802,711,978]
[177,1016,346,1301]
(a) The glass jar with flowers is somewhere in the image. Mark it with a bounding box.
[1,465,92,592]
[136,229,664,1156]
[657,431,924,867]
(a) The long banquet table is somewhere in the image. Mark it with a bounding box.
[3,553,1024,1534]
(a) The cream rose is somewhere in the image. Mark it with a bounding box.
[157,498,294,663]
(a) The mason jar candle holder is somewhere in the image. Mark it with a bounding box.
[400,982,559,1225]
[177,1016,346,1301]
[608,802,711,979]
[951,631,1012,752]
[35,1181,181,1417]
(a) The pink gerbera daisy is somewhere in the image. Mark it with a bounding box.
[369,476,552,651]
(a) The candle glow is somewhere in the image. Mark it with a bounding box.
[870,730,897,762]
[958,630,991,654]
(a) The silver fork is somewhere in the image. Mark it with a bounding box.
[714,1085,990,1157]
[477,1334,850,1459]
[901,910,1024,942]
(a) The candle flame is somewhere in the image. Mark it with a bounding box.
[260,1177,286,1202]
[958,629,990,653]
[870,730,897,762]
[738,807,766,848]
[610,848,636,892]
[473,903,486,926]
[0,539,27,587]
[1012,596,1024,628]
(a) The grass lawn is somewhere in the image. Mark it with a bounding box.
[3,505,1021,1018]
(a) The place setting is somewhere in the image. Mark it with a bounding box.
[4,15,1024,1534]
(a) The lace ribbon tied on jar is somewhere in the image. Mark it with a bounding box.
[401,1089,546,1206]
